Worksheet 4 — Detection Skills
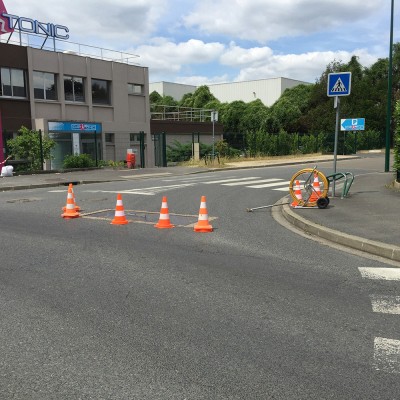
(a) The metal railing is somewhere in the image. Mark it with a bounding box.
[1,32,140,65]
[150,105,215,122]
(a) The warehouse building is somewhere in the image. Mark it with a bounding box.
[149,77,310,107]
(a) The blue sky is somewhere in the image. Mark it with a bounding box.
[2,0,399,85]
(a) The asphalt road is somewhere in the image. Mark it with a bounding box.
[1,156,399,399]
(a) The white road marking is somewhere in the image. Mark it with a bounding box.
[358,267,400,281]
[273,187,290,192]
[248,180,291,188]
[202,177,260,184]
[222,178,282,186]
[162,175,238,182]
[370,295,400,314]
[84,183,196,196]
[373,337,400,373]
[119,172,172,179]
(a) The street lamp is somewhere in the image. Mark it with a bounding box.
[385,0,394,172]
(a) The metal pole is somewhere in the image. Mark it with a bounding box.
[333,96,340,197]
[39,129,44,170]
[385,0,394,172]
[94,130,98,167]
[212,110,215,161]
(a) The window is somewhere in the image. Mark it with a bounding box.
[92,79,110,105]
[0,67,27,98]
[105,133,114,143]
[128,83,143,95]
[33,71,57,100]
[130,133,139,142]
[64,75,84,102]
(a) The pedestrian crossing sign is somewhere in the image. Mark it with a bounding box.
[327,72,352,97]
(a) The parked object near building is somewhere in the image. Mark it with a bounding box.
[1,165,13,177]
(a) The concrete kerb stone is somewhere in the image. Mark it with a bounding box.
[279,197,400,263]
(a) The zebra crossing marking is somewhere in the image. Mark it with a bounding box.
[247,180,290,189]
[358,267,400,281]
[359,266,400,374]
[68,176,291,196]
[222,178,282,186]
[370,295,400,314]
[84,183,196,196]
[373,337,400,374]
[202,177,261,184]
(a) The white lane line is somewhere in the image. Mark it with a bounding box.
[202,177,260,184]
[84,183,196,196]
[370,295,400,314]
[119,172,172,179]
[358,267,400,281]
[374,337,400,373]
[273,187,290,192]
[222,178,282,186]
[248,180,291,188]
[162,175,238,182]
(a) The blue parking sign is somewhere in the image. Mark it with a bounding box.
[327,72,352,97]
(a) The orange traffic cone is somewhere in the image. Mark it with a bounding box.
[62,183,81,212]
[194,196,213,232]
[154,196,174,229]
[61,186,80,219]
[291,180,303,207]
[308,173,322,203]
[111,193,129,225]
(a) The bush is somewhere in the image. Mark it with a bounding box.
[394,101,400,173]
[63,154,95,169]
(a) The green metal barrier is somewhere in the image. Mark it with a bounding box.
[326,172,354,198]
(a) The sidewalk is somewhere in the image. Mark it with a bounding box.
[1,154,399,262]
[280,172,400,263]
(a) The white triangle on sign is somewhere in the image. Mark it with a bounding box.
[331,78,347,93]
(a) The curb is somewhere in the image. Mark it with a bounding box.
[280,197,400,263]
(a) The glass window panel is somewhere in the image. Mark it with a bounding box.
[33,71,45,99]
[44,73,57,100]
[128,83,143,95]
[1,68,12,96]
[11,69,26,97]
[74,77,84,102]
[64,76,74,101]
[92,79,110,105]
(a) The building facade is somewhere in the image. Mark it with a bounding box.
[0,42,153,169]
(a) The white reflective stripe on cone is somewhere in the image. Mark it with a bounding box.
[159,214,170,220]
[198,214,208,220]
[115,210,125,216]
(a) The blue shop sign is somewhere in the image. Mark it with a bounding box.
[49,121,102,133]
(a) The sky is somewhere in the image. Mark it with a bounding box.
[1,0,400,85]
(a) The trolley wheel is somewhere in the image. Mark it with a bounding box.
[289,168,329,207]
[317,197,329,209]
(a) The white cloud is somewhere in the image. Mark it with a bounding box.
[183,0,381,43]
[132,39,225,74]
[233,48,379,83]
[6,0,167,44]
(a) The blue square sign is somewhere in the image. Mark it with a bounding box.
[327,72,352,97]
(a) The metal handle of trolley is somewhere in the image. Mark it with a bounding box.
[288,165,330,209]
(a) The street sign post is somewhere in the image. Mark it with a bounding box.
[340,118,365,131]
[327,72,352,197]
[327,72,352,97]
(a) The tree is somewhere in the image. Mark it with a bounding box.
[179,85,218,108]
[7,126,56,171]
